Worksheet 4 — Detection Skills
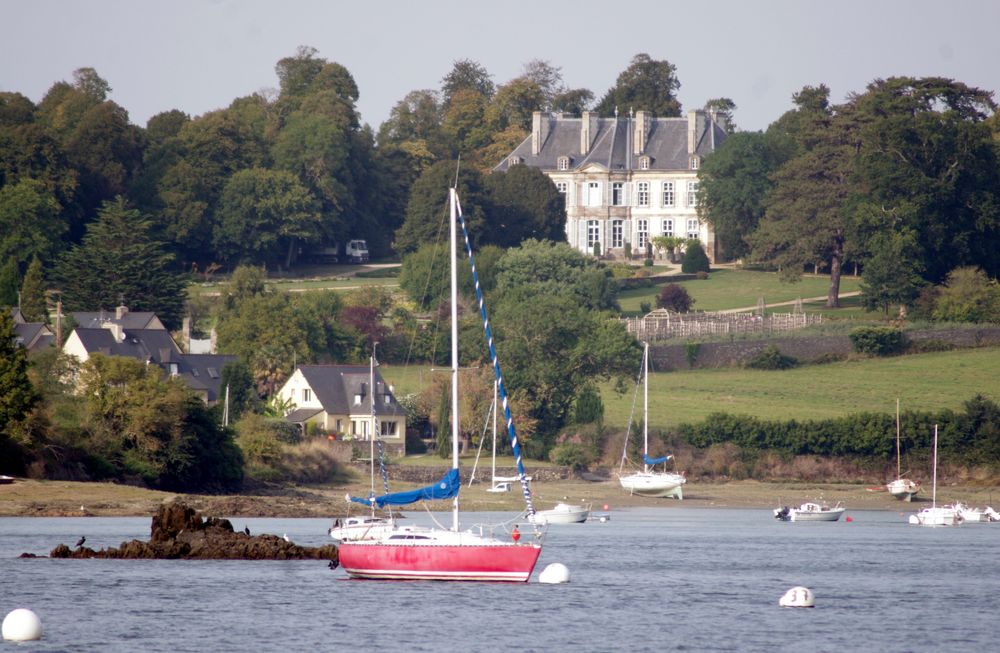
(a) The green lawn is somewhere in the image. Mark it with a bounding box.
[600,346,1000,429]
[617,269,864,315]
[381,347,1000,431]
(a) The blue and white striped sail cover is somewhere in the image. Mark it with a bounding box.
[349,468,461,508]
[643,454,673,466]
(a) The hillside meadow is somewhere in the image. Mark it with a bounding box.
[381,346,1000,431]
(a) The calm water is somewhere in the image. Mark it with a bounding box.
[1,507,997,652]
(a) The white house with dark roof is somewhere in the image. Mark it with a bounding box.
[62,319,233,405]
[276,365,406,450]
[494,109,728,262]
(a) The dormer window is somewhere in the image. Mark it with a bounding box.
[508,156,522,167]
[557,156,570,171]
[689,156,700,170]
[639,156,651,170]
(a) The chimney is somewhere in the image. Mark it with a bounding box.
[182,317,191,353]
[116,304,128,320]
[531,111,550,155]
[687,110,707,155]
[109,323,124,343]
[634,110,649,154]
[55,300,63,349]
[580,111,598,155]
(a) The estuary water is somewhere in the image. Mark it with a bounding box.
[1,507,997,653]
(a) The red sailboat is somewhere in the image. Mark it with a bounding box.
[338,188,542,581]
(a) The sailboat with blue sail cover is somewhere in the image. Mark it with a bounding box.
[337,188,543,581]
[618,342,686,499]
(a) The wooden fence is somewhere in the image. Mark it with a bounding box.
[622,309,823,342]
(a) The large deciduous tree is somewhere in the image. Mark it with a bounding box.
[53,197,186,329]
[0,178,66,269]
[484,165,565,244]
[596,54,682,117]
[494,239,619,312]
[213,168,322,267]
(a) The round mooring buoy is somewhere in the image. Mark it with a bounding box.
[538,563,570,584]
[2,608,42,641]
[778,586,815,608]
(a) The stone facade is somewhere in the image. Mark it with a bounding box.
[495,109,728,262]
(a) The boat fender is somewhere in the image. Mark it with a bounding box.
[511,526,521,543]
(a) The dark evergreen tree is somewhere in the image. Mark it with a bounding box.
[0,309,39,463]
[19,255,48,323]
[681,240,711,273]
[53,197,186,329]
[0,258,19,307]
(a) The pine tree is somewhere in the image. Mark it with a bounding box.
[19,256,48,323]
[53,197,186,329]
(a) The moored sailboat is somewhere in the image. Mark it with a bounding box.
[887,398,920,501]
[909,425,962,527]
[618,342,686,499]
[337,187,543,581]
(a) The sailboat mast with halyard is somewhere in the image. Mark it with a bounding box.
[336,187,543,581]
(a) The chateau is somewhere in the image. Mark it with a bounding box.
[494,109,728,261]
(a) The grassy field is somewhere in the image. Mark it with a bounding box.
[617,269,864,316]
[381,346,1000,431]
[602,346,1000,429]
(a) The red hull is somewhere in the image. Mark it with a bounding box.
[338,542,542,582]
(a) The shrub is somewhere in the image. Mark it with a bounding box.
[695,271,709,280]
[624,242,632,259]
[643,258,653,267]
[639,301,652,314]
[684,342,701,368]
[574,387,605,425]
[745,345,798,370]
[931,267,1000,323]
[681,240,710,273]
[657,283,694,312]
[849,326,907,356]
[592,241,601,258]
[549,442,594,470]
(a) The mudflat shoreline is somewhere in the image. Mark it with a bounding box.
[2,477,998,518]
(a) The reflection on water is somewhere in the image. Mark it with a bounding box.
[1,509,998,652]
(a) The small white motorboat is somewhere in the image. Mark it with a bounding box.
[529,502,590,525]
[953,503,1000,523]
[774,502,846,522]
[328,515,396,543]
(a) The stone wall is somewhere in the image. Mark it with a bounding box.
[651,326,1000,371]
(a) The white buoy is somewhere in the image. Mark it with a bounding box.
[2,608,42,641]
[779,586,815,608]
[538,563,570,584]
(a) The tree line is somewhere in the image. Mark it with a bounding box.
[698,79,1000,317]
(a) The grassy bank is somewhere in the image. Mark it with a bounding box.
[380,346,1000,430]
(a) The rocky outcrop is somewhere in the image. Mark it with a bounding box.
[46,501,339,562]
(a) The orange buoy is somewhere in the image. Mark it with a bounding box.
[511,526,521,543]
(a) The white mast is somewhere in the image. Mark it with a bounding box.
[450,188,461,532]
[895,397,901,479]
[643,341,649,473]
[932,424,938,508]
[491,380,497,487]
[369,342,378,507]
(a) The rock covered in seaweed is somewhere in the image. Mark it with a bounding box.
[46,501,338,561]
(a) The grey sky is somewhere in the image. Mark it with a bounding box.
[3,0,998,133]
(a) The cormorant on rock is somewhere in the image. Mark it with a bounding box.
[75,536,86,547]
[244,526,250,536]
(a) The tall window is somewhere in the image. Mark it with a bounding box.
[587,220,600,248]
[587,181,601,207]
[302,388,311,402]
[662,181,675,207]
[612,182,624,206]
[639,157,650,170]
[637,181,650,207]
[690,156,700,170]
[611,220,624,248]
[637,219,649,248]
[686,181,699,207]
[661,218,674,236]
[687,218,700,239]
[558,156,569,171]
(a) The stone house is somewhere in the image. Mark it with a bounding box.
[494,109,728,261]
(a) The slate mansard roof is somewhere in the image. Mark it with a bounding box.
[494,111,727,174]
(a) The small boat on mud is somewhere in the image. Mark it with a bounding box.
[529,502,590,525]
